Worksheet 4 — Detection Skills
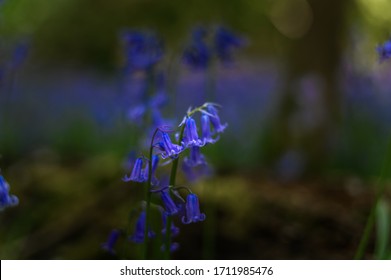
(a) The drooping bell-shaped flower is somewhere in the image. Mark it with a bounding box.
[182,117,204,148]
[184,146,207,167]
[161,212,180,237]
[0,175,19,211]
[160,190,179,216]
[207,105,227,133]
[121,31,163,72]
[183,27,210,70]
[214,26,245,64]
[129,211,156,243]
[201,114,219,145]
[157,132,184,159]
[123,157,145,183]
[182,193,206,224]
[101,229,121,255]
[377,38,391,62]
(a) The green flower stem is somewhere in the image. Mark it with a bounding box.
[143,129,159,259]
[354,136,391,259]
[164,124,186,259]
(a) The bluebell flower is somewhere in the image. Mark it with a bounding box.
[184,146,207,167]
[129,211,156,243]
[207,105,227,133]
[183,27,211,70]
[123,157,145,183]
[121,31,163,72]
[101,229,121,255]
[0,175,19,211]
[142,155,160,185]
[182,193,206,224]
[156,132,184,159]
[161,212,180,237]
[160,189,179,215]
[127,104,146,125]
[377,38,391,62]
[161,242,180,253]
[182,117,204,148]
[214,26,245,63]
[201,114,219,145]
[182,158,212,183]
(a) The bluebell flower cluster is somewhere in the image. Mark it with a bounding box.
[377,38,391,62]
[0,174,19,211]
[183,26,245,70]
[116,102,227,255]
[121,31,163,72]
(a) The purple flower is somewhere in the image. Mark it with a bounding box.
[214,26,245,63]
[0,175,19,211]
[121,31,163,72]
[129,211,156,243]
[101,229,121,255]
[156,132,184,159]
[182,193,206,224]
[160,190,179,215]
[377,38,391,62]
[161,212,180,237]
[201,114,219,144]
[183,27,210,70]
[182,117,204,148]
[123,157,145,183]
[161,242,180,253]
[184,146,207,167]
[207,105,227,133]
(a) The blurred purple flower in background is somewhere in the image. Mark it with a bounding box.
[0,174,19,211]
[129,211,156,243]
[377,38,391,62]
[121,31,163,72]
[101,229,121,255]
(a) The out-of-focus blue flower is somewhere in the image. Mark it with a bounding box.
[201,114,219,145]
[182,193,206,224]
[9,41,29,70]
[121,31,163,72]
[161,242,180,252]
[184,146,207,167]
[183,27,211,70]
[182,117,204,148]
[214,26,245,63]
[123,157,145,183]
[0,175,19,211]
[207,104,227,133]
[127,104,146,125]
[156,132,184,159]
[101,229,121,255]
[160,190,179,215]
[129,211,156,243]
[377,38,391,62]
[161,212,180,237]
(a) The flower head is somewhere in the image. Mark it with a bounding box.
[183,27,210,70]
[201,114,219,145]
[0,175,19,211]
[182,117,204,148]
[121,31,163,72]
[160,189,179,216]
[207,104,227,133]
[184,146,207,167]
[181,193,206,224]
[101,229,121,255]
[129,211,156,243]
[377,38,391,62]
[123,157,145,183]
[156,132,184,159]
[214,26,245,63]
[161,212,180,237]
